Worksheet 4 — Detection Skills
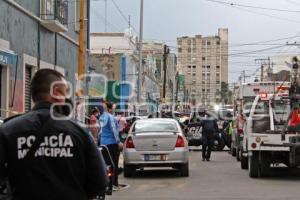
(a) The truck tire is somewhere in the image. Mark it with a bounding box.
[259,152,270,177]
[249,152,259,178]
[124,163,135,178]
[231,144,236,157]
[241,152,248,169]
[236,147,241,161]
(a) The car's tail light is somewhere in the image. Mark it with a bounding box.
[175,136,185,148]
[107,165,113,177]
[125,136,135,148]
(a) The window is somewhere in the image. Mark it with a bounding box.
[202,89,205,92]
[207,41,211,45]
[207,65,210,69]
[192,65,196,69]
[216,80,220,84]
[188,47,191,53]
[178,48,182,53]
[216,41,220,45]
[133,121,179,132]
[188,65,191,68]
[188,39,191,45]
[216,66,220,69]
[202,65,205,69]
[41,0,68,25]
[178,40,182,45]
[202,57,205,61]
[192,73,196,76]
[216,73,220,77]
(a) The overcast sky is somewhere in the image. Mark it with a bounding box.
[90,0,300,84]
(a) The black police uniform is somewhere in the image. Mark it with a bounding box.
[0,102,108,200]
[200,117,219,160]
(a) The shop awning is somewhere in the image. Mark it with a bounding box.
[0,49,17,65]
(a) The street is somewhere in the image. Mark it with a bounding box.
[109,151,300,200]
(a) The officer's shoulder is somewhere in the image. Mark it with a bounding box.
[67,119,90,135]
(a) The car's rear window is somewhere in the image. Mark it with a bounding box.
[133,121,179,133]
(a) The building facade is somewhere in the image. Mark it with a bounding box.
[177,28,228,107]
[90,32,161,113]
[0,0,90,118]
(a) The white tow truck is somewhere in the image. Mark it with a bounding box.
[240,88,300,177]
[232,82,290,161]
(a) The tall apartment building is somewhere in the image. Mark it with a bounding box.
[177,28,228,107]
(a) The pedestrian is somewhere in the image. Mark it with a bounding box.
[200,112,219,161]
[0,69,108,200]
[116,112,127,143]
[99,102,123,191]
[90,107,100,144]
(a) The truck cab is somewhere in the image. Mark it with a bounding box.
[241,92,299,177]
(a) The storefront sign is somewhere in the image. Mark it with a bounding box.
[0,49,17,65]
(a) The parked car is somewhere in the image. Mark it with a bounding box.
[123,118,189,177]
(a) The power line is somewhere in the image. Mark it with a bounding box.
[202,0,300,24]
[91,6,122,32]
[110,0,139,34]
[286,0,300,6]
[203,0,300,13]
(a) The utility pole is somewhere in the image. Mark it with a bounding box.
[255,58,274,82]
[137,0,144,103]
[105,0,107,32]
[260,65,264,82]
[162,44,169,100]
[78,0,85,79]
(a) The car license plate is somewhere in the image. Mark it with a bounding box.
[144,154,166,161]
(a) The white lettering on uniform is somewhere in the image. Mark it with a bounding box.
[26,136,36,147]
[49,135,58,147]
[18,149,29,159]
[17,133,74,159]
[64,135,73,147]
[17,137,26,149]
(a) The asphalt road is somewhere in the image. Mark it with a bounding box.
[108,150,300,200]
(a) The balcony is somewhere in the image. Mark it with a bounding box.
[40,0,68,32]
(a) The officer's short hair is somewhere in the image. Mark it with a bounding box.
[31,69,65,102]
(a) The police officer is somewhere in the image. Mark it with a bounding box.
[200,111,219,161]
[0,69,108,200]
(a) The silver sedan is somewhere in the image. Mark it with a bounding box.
[123,118,189,177]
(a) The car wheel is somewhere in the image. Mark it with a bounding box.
[236,147,241,161]
[123,163,135,178]
[180,163,189,177]
[249,152,259,178]
[212,137,225,151]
